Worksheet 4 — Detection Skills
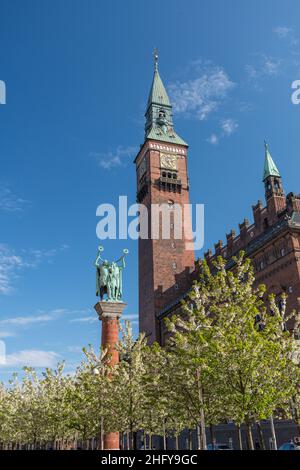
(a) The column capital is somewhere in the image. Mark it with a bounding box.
[94,301,127,321]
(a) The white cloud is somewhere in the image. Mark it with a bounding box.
[273,26,292,38]
[70,313,138,324]
[0,308,85,328]
[70,316,97,323]
[121,314,138,321]
[0,315,53,326]
[245,54,282,90]
[66,345,84,353]
[207,134,218,145]
[263,55,282,76]
[168,61,235,121]
[91,146,137,170]
[206,119,238,146]
[245,64,258,80]
[0,187,29,212]
[221,118,239,136]
[0,244,23,294]
[2,349,60,368]
[0,331,16,338]
[0,244,69,295]
[21,245,69,268]
[273,26,298,45]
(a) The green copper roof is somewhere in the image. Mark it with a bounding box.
[146,125,188,146]
[146,68,171,110]
[263,141,281,180]
[144,50,187,146]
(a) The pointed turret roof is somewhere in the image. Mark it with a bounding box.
[146,56,171,111]
[263,141,281,181]
[144,50,187,146]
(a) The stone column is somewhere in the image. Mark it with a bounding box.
[94,301,126,450]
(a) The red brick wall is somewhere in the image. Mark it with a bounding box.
[254,231,300,312]
[136,140,195,343]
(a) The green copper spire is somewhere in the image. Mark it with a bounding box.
[146,49,171,109]
[263,141,281,181]
[144,50,187,146]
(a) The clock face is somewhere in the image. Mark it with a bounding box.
[138,157,146,180]
[160,153,177,171]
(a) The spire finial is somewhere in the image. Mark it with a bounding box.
[153,48,158,71]
[264,139,269,152]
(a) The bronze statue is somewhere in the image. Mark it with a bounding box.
[95,246,128,302]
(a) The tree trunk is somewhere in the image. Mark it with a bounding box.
[163,420,167,450]
[126,431,130,450]
[188,429,192,450]
[130,431,134,451]
[175,434,179,450]
[196,369,207,450]
[256,421,266,450]
[139,430,144,451]
[245,419,254,450]
[100,417,104,450]
[199,388,207,449]
[133,432,137,450]
[236,424,243,451]
[269,415,277,450]
[196,425,201,450]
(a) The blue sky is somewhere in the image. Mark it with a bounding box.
[1,0,300,378]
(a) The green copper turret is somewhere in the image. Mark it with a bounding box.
[144,50,187,146]
[263,141,281,181]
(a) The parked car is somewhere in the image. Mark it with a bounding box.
[207,443,232,450]
[279,441,300,451]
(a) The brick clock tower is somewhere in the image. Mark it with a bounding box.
[134,52,195,343]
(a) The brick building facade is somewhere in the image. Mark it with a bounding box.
[135,56,300,345]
